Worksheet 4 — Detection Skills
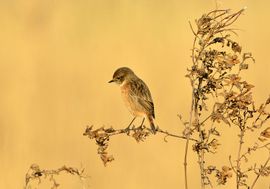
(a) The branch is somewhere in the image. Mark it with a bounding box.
[157,128,198,142]
[83,125,197,166]
[25,164,86,189]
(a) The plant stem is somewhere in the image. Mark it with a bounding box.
[157,129,198,142]
[198,129,205,189]
[184,136,190,189]
[236,129,245,189]
[184,89,195,189]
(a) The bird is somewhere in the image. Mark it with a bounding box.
[108,67,156,134]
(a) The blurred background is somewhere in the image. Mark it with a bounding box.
[0,0,269,188]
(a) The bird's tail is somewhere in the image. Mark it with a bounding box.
[148,116,156,134]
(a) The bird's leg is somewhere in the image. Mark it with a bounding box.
[140,117,145,127]
[125,117,136,131]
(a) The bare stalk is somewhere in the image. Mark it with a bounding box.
[158,128,198,142]
[236,129,245,189]
[184,89,195,189]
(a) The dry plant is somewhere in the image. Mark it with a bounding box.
[186,8,270,189]
[85,8,270,189]
[24,164,86,189]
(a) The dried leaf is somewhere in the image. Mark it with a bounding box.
[231,42,242,53]
[260,127,270,138]
[210,127,221,136]
[240,63,248,70]
[132,126,150,142]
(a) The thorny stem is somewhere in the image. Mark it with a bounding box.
[250,153,270,189]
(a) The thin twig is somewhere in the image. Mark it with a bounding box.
[157,128,198,142]
[200,114,213,126]
[239,143,270,161]
[229,155,237,174]
[250,153,270,189]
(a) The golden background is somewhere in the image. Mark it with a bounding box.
[0,0,269,188]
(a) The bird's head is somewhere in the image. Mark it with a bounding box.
[108,67,135,85]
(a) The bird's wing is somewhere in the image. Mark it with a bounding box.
[130,79,155,118]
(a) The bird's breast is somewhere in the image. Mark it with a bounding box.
[120,83,145,117]
[120,83,132,106]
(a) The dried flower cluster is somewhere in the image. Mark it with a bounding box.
[206,165,233,185]
[24,164,85,189]
[256,164,270,177]
[83,125,153,165]
[83,126,116,166]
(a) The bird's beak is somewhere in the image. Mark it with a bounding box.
[108,79,115,83]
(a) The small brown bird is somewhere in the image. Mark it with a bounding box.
[109,67,156,134]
